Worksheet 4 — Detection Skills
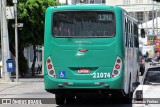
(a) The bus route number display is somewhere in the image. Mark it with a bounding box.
[98,14,113,21]
[93,72,111,78]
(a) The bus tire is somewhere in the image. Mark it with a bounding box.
[124,77,132,104]
[111,91,123,103]
[66,95,75,104]
[133,72,139,91]
[55,94,65,105]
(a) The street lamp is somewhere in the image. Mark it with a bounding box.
[13,0,19,82]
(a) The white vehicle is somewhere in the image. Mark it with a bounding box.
[132,65,160,107]
[151,56,160,64]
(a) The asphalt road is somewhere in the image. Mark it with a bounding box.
[0,78,134,107]
[0,80,134,107]
[0,62,150,107]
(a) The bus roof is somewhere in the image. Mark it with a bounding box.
[46,4,122,11]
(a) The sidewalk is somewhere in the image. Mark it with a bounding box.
[0,73,43,92]
[0,81,23,92]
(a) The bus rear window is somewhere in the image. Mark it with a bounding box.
[52,11,116,38]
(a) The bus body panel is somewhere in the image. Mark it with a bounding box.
[44,5,139,96]
[44,73,124,89]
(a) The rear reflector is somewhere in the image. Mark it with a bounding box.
[79,49,88,52]
[63,82,68,85]
[99,82,104,85]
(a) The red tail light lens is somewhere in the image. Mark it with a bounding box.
[48,64,52,69]
[115,64,120,69]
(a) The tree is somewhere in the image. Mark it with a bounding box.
[7,0,60,77]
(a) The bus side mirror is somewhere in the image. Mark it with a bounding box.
[141,29,145,38]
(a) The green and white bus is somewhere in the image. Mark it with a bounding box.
[44,4,143,104]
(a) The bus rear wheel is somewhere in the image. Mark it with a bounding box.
[66,95,75,104]
[124,78,132,104]
[55,94,65,105]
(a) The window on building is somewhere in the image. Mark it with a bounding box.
[77,0,86,3]
[137,12,144,22]
[81,0,90,3]
[148,11,156,21]
[80,0,86,3]
[136,0,143,3]
[93,0,99,3]
[90,0,94,3]
[123,0,129,4]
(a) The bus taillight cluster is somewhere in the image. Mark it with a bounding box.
[112,57,122,78]
[46,56,56,78]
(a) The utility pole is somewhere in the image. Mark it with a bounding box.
[1,0,11,81]
[13,0,19,82]
[66,0,68,5]
[156,9,158,35]
[152,2,155,35]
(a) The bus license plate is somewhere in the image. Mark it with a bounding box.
[78,69,90,74]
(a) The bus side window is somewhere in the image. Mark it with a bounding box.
[129,20,133,48]
[131,21,134,48]
[134,23,139,47]
[129,21,133,48]
[128,20,131,47]
[130,21,133,47]
[125,18,128,47]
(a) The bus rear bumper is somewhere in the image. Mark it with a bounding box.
[44,75,124,90]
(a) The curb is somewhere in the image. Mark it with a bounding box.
[0,79,12,83]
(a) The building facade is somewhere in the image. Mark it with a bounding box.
[58,0,159,23]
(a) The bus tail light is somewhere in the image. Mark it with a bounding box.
[115,64,120,69]
[46,56,56,78]
[112,57,122,78]
[48,64,52,69]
